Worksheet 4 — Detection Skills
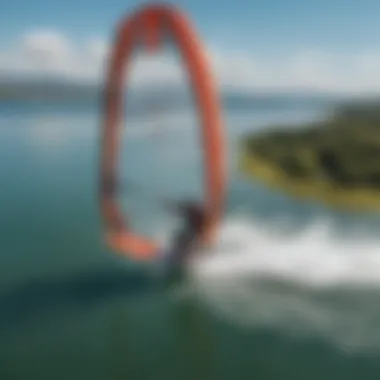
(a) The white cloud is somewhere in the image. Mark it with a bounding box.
[21,30,72,62]
[86,38,108,61]
[2,29,380,94]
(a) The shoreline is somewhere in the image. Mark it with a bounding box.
[240,146,380,212]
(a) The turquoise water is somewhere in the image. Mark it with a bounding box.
[2,98,380,379]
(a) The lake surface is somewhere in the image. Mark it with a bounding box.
[2,96,380,380]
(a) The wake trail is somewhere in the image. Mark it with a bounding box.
[189,215,380,288]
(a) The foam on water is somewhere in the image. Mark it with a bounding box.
[182,216,380,352]
[190,216,380,288]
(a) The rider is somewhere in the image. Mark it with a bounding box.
[162,200,206,281]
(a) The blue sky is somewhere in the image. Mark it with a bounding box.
[2,0,380,53]
[2,0,380,93]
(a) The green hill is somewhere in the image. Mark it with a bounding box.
[240,98,380,211]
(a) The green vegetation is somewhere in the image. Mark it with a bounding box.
[240,98,380,210]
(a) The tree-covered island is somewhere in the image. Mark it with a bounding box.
[240,99,380,211]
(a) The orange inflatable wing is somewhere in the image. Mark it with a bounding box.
[99,3,225,259]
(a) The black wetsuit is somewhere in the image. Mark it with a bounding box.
[163,226,197,283]
[163,202,204,283]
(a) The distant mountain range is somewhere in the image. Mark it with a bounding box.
[0,77,347,108]
[0,78,99,101]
